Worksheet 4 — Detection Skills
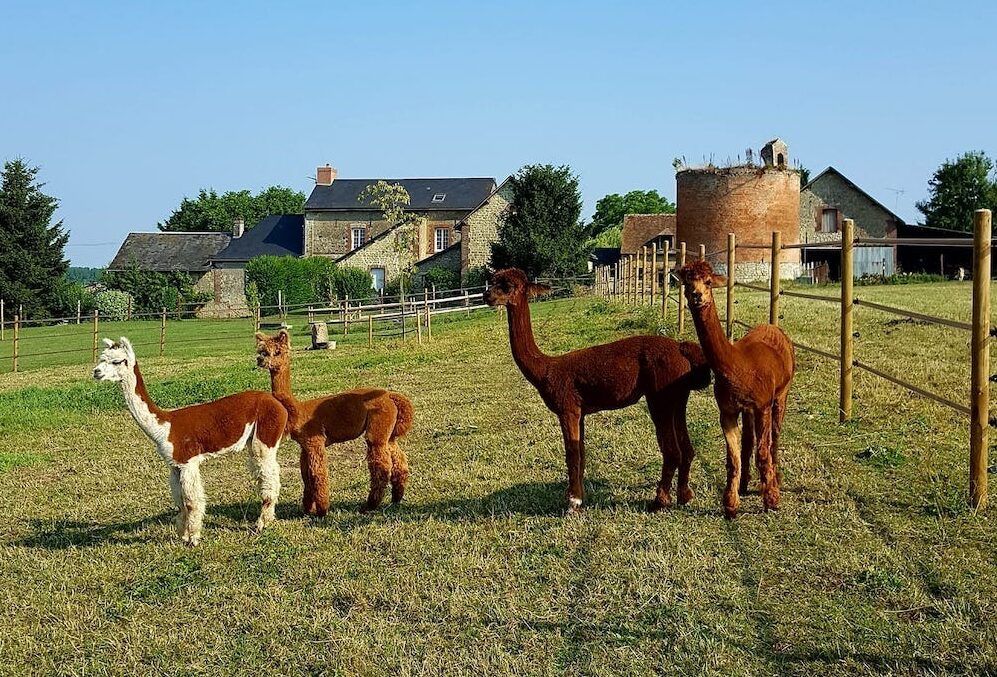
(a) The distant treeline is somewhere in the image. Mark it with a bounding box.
[66,267,104,284]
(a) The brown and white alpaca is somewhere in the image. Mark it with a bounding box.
[93,337,288,545]
[677,261,795,519]
[484,268,712,513]
[255,330,414,515]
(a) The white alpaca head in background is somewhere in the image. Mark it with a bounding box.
[93,337,135,382]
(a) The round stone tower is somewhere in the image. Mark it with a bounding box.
[675,139,801,280]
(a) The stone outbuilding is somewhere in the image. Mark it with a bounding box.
[620,213,676,255]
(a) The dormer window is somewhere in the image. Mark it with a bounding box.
[432,193,446,203]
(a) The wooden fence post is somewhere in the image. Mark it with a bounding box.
[368,314,373,348]
[727,232,736,339]
[839,218,854,422]
[254,305,261,334]
[92,310,99,362]
[12,315,18,372]
[464,290,470,317]
[77,299,81,325]
[640,246,647,304]
[661,241,670,319]
[160,307,166,357]
[677,243,687,336]
[426,294,433,339]
[345,296,350,336]
[970,208,991,509]
[1,299,4,341]
[699,243,706,261]
[650,243,658,307]
[423,289,430,340]
[416,300,423,345]
[769,230,781,326]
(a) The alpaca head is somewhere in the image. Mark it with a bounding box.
[255,330,291,371]
[678,260,727,310]
[93,337,136,382]
[484,268,551,307]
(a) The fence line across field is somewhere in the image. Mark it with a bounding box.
[595,209,993,510]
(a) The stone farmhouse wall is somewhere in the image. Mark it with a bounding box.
[305,209,466,260]
[800,172,902,241]
[337,231,406,283]
[196,268,251,318]
[460,180,513,277]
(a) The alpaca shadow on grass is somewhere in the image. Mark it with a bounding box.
[14,513,171,550]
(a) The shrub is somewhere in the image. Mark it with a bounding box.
[54,281,96,318]
[245,280,261,312]
[245,256,337,308]
[95,289,133,321]
[856,272,948,286]
[334,266,375,301]
[101,266,211,315]
[462,266,489,289]
[420,266,460,293]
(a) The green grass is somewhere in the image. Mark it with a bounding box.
[1,284,996,675]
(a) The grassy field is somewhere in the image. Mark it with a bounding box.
[1,282,996,675]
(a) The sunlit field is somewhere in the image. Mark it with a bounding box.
[1,282,995,675]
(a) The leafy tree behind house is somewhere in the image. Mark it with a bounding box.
[101,265,211,315]
[359,181,423,288]
[490,164,587,278]
[589,190,675,236]
[0,159,70,317]
[916,152,997,232]
[159,186,305,233]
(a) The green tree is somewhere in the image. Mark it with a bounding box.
[589,189,675,236]
[589,225,622,249]
[0,159,70,317]
[359,181,423,287]
[159,186,305,232]
[916,151,997,232]
[490,164,587,278]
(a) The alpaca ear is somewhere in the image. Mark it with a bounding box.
[276,329,289,344]
[254,332,267,344]
[711,275,728,288]
[102,338,115,348]
[119,337,135,357]
[528,283,552,298]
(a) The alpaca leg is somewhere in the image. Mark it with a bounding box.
[720,410,742,520]
[362,441,392,512]
[178,463,206,546]
[739,411,754,495]
[389,442,410,504]
[249,437,281,532]
[559,410,584,514]
[170,465,187,536]
[674,394,696,506]
[754,407,779,511]
[299,445,316,516]
[647,399,678,510]
[301,440,328,517]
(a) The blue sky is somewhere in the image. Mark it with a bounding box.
[2,1,995,266]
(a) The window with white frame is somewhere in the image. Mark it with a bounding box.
[434,227,450,252]
[351,227,367,250]
[820,208,838,233]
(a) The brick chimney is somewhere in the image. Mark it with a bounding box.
[316,164,337,186]
[232,216,245,238]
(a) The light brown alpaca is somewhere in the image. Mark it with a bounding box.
[678,260,795,519]
[255,330,414,515]
[484,268,712,514]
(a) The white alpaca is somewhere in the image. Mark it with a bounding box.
[93,337,288,546]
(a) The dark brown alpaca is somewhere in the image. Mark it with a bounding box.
[256,330,414,515]
[678,260,795,519]
[484,268,711,513]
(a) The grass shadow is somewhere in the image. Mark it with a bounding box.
[15,514,171,549]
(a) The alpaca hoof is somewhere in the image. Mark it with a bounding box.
[762,486,780,511]
[565,497,583,515]
[677,487,695,506]
[182,534,201,547]
[648,499,668,513]
[723,507,738,521]
[391,488,405,504]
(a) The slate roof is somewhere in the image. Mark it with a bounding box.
[108,232,231,272]
[306,178,497,212]
[211,214,304,262]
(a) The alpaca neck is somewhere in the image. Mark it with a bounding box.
[267,362,300,427]
[121,362,169,441]
[688,301,738,378]
[505,299,550,385]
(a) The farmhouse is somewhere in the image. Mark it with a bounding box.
[620,214,675,255]
[302,166,506,290]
